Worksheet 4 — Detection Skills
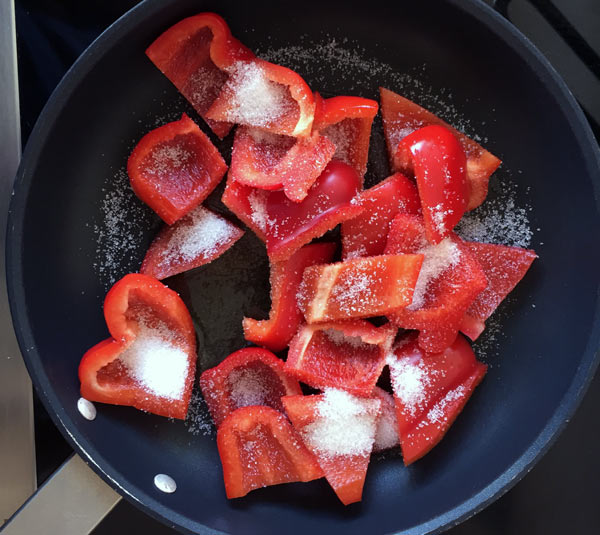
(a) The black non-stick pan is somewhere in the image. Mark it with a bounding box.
[7,0,600,533]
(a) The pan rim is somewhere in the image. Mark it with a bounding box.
[6,0,600,534]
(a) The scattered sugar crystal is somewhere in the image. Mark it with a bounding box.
[427,385,466,424]
[303,389,380,457]
[373,392,399,451]
[409,238,461,310]
[158,206,238,267]
[248,190,270,231]
[227,367,269,408]
[184,389,215,436]
[120,324,189,400]
[388,354,430,417]
[146,144,190,176]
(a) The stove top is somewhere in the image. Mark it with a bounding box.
[12,0,600,533]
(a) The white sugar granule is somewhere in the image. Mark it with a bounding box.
[426,385,466,425]
[146,145,189,176]
[227,367,268,408]
[158,206,237,267]
[373,392,399,451]
[120,326,189,400]
[304,389,380,457]
[225,61,291,127]
[248,190,270,231]
[184,389,215,436]
[409,238,461,310]
[388,354,431,417]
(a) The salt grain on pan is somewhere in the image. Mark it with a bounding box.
[227,367,269,408]
[154,473,177,494]
[77,398,97,421]
[120,326,189,400]
[303,389,379,457]
[158,206,237,267]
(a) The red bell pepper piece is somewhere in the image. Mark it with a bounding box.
[127,113,228,225]
[282,390,381,505]
[459,242,537,340]
[199,347,302,428]
[284,321,395,397]
[229,126,336,202]
[145,12,255,138]
[140,205,244,280]
[387,333,487,465]
[217,405,323,499]
[221,175,269,242]
[371,387,400,453]
[78,273,197,419]
[206,58,316,137]
[299,254,424,323]
[380,87,501,210]
[313,93,379,179]
[341,172,420,259]
[394,125,469,244]
[243,242,336,352]
[385,214,487,353]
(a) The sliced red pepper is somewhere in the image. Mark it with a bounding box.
[221,175,269,242]
[79,273,196,419]
[313,93,379,179]
[199,347,302,428]
[229,126,336,202]
[217,405,323,499]
[341,172,420,259]
[243,242,336,352]
[127,113,228,225]
[299,254,424,323]
[145,12,255,138]
[380,87,501,210]
[459,242,537,340]
[282,390,381,505]
[385,214,487,353]
[387,333,487,465]
[284,321,395,396]
[206,58,316,137]
[394,125,469,244]
[140,205,244,280]
[371,387,400,453]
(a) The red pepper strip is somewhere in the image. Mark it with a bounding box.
[385,214,487,353]
[380,87,502,210]
[199,347,302,428]
[371,387,400,453]
[145,12,255,138]
[229,126,336,202]
[394,125,469,245]
[459,242,537,340]
[206,58,316,137]
[243,242,336,352]
[313,93,379,179]
[79,274,196,419]
[299,254,424,323]
[282,392,381,505]
[127,113,228,225]
[217,405,323,499]
[140,205,244,280]
[341,172,420,260]
[284,321,396,397]
[388,333,487,465]
[221,175,269,242]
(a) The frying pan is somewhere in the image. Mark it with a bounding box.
[6,0,600,533]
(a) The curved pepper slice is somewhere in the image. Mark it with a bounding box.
[229,126,336,202]
[199,347,302,428]
[341,172,420,259]
[282,390,381,505]
[313,93,379,179]
[394,125,469,244]
[79,273,197,419]
[243,242,336,352]
[380,87,501,210]
[299,254,424,323]
[284,321,396,396]
[217,405,323,499]
[146,12,255,138]
[387,333,487,465]
[127,113,228,225]
[459,242,537,340]
[140,205,244,280]
[206,58,315,137]
[385,214,487,353]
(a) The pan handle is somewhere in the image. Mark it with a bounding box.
[0,454,121,535]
